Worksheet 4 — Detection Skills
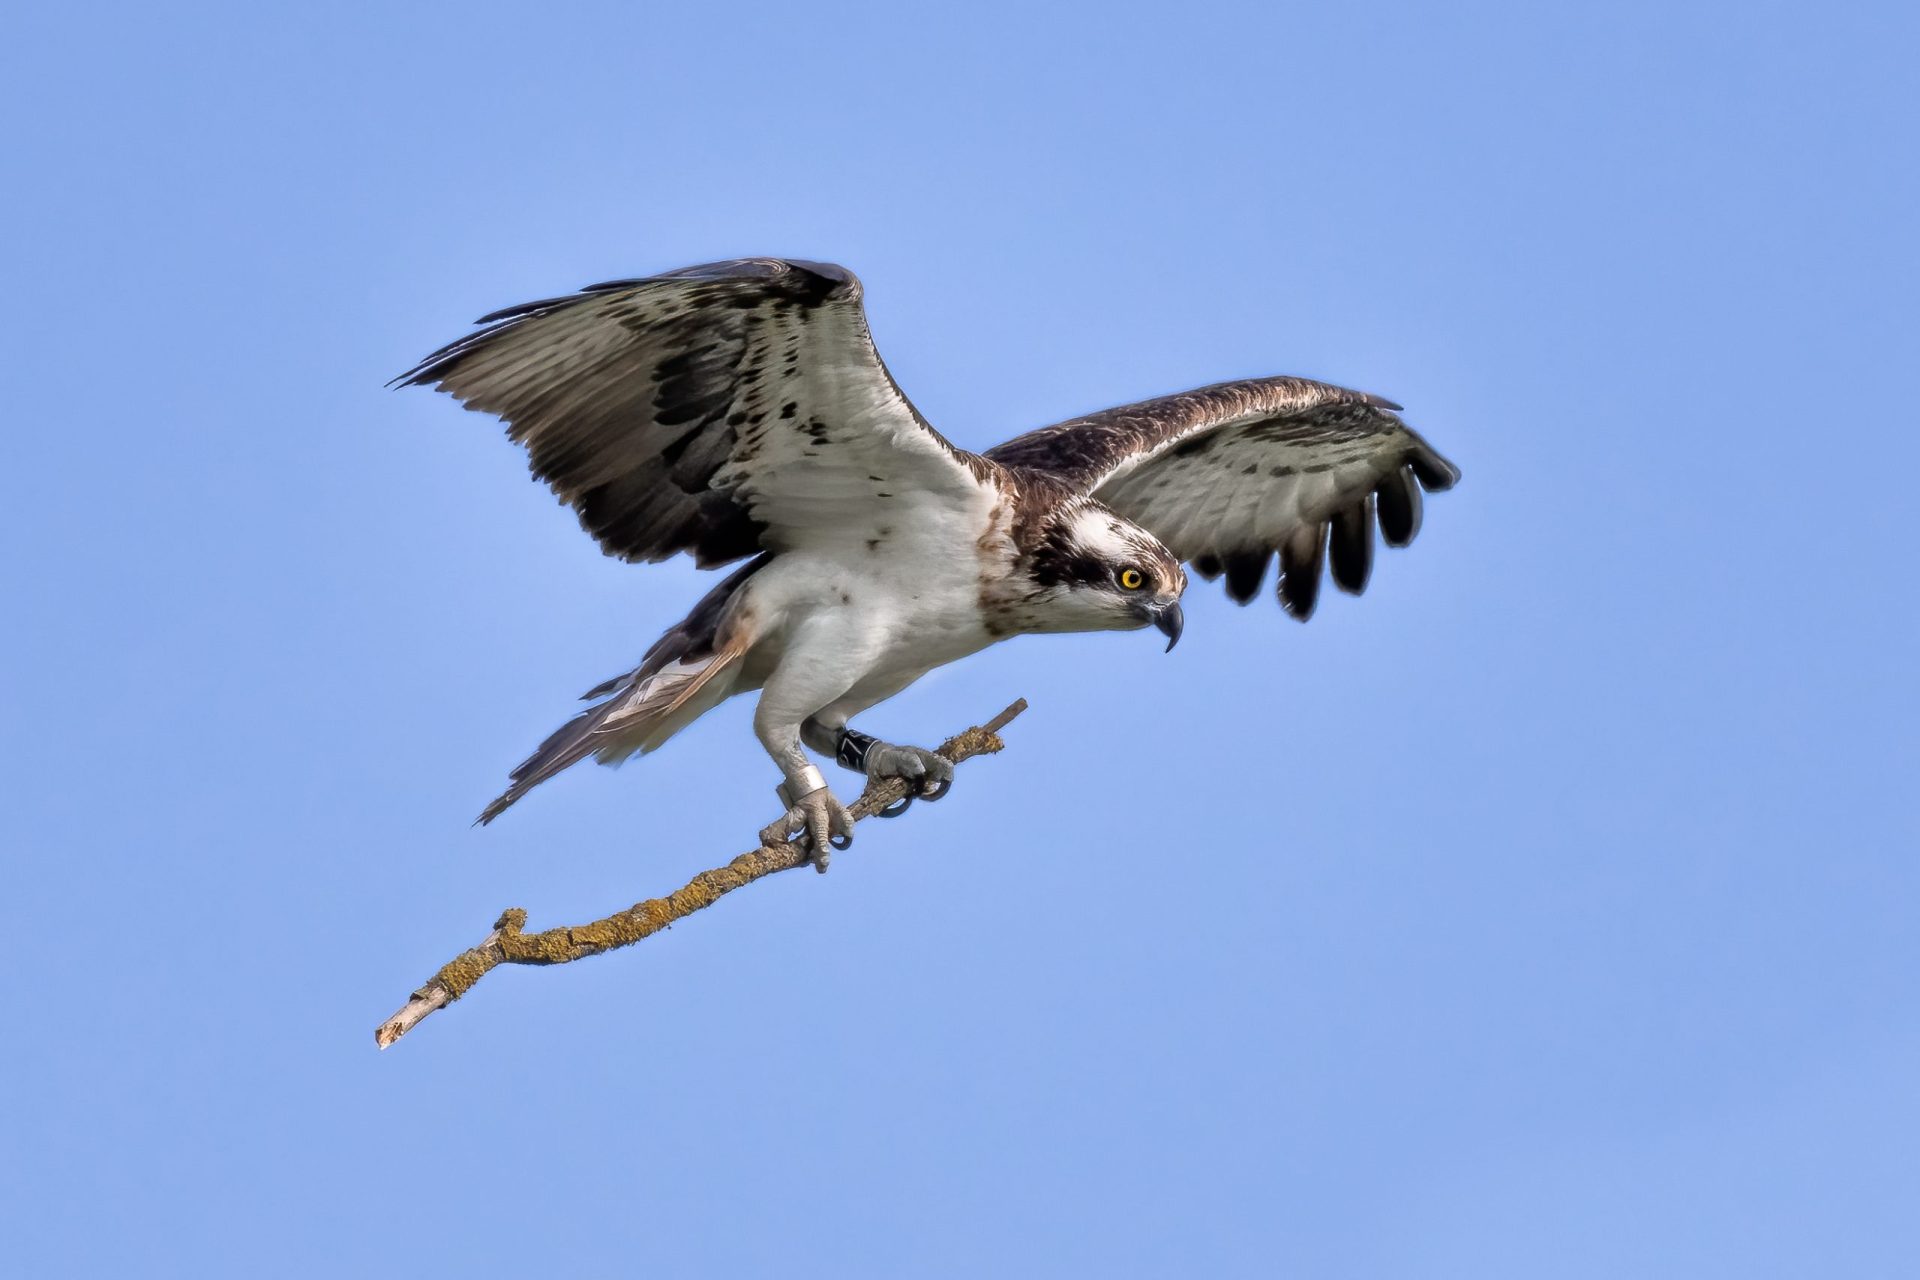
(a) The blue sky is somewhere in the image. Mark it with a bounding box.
[4,2,1915,1274]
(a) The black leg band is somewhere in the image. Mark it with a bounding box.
[835,728,879,773]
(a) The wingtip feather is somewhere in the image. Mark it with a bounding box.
[1377,466,1423,547]
[1329,495,1375,596]
[1277,525,1326,622]
[1223,551,1270,604]
[1408,443,1461,492]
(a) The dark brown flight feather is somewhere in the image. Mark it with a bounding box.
[989,375,1460,622]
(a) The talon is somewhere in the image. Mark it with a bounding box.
[780,783,852,872]
[864,743,954,806]
[913,752,954,801]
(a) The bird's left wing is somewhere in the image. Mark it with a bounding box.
[394,258,996,567]
[987,376,1460,620]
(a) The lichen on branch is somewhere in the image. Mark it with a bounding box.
[375,699,1028,1049]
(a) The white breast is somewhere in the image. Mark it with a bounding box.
[734,493,1016,714]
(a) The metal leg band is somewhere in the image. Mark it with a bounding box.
[775,763,829,810]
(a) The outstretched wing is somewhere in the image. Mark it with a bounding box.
[987,376,1460,620]
[394,258,994,567]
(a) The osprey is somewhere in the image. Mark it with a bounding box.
[397,258,1460,863]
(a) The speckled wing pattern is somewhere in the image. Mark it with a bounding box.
[393,258,992,567]
[986,377,1460,620]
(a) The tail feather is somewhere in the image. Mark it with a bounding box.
[476,553,769,825]
[602,644,739,728]
[474,639,746,825]
[475,697,624,826]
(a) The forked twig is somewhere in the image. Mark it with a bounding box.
[374,698,1029,1049]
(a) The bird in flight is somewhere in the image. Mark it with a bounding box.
[396,258,1460,864]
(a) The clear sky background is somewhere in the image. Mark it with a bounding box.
[4,2,1915,1275]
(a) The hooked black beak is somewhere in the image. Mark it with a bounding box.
[1147,599,1184,652]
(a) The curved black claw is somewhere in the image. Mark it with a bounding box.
[858,744,953,812]
[776,787,854,872]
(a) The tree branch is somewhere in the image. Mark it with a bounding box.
[374,698,1029,1049]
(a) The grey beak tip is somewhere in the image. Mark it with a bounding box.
[1154,601,1184,652]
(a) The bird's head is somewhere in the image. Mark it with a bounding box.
[1022,501,1186,648]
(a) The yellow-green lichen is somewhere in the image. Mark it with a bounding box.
[431,948,493,1001]
[395,700,1026,1030]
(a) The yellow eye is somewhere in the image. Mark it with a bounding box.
[1119,567,1145,591]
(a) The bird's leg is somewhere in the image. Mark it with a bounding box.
[756,704,852,872]
[802,717,955,812]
